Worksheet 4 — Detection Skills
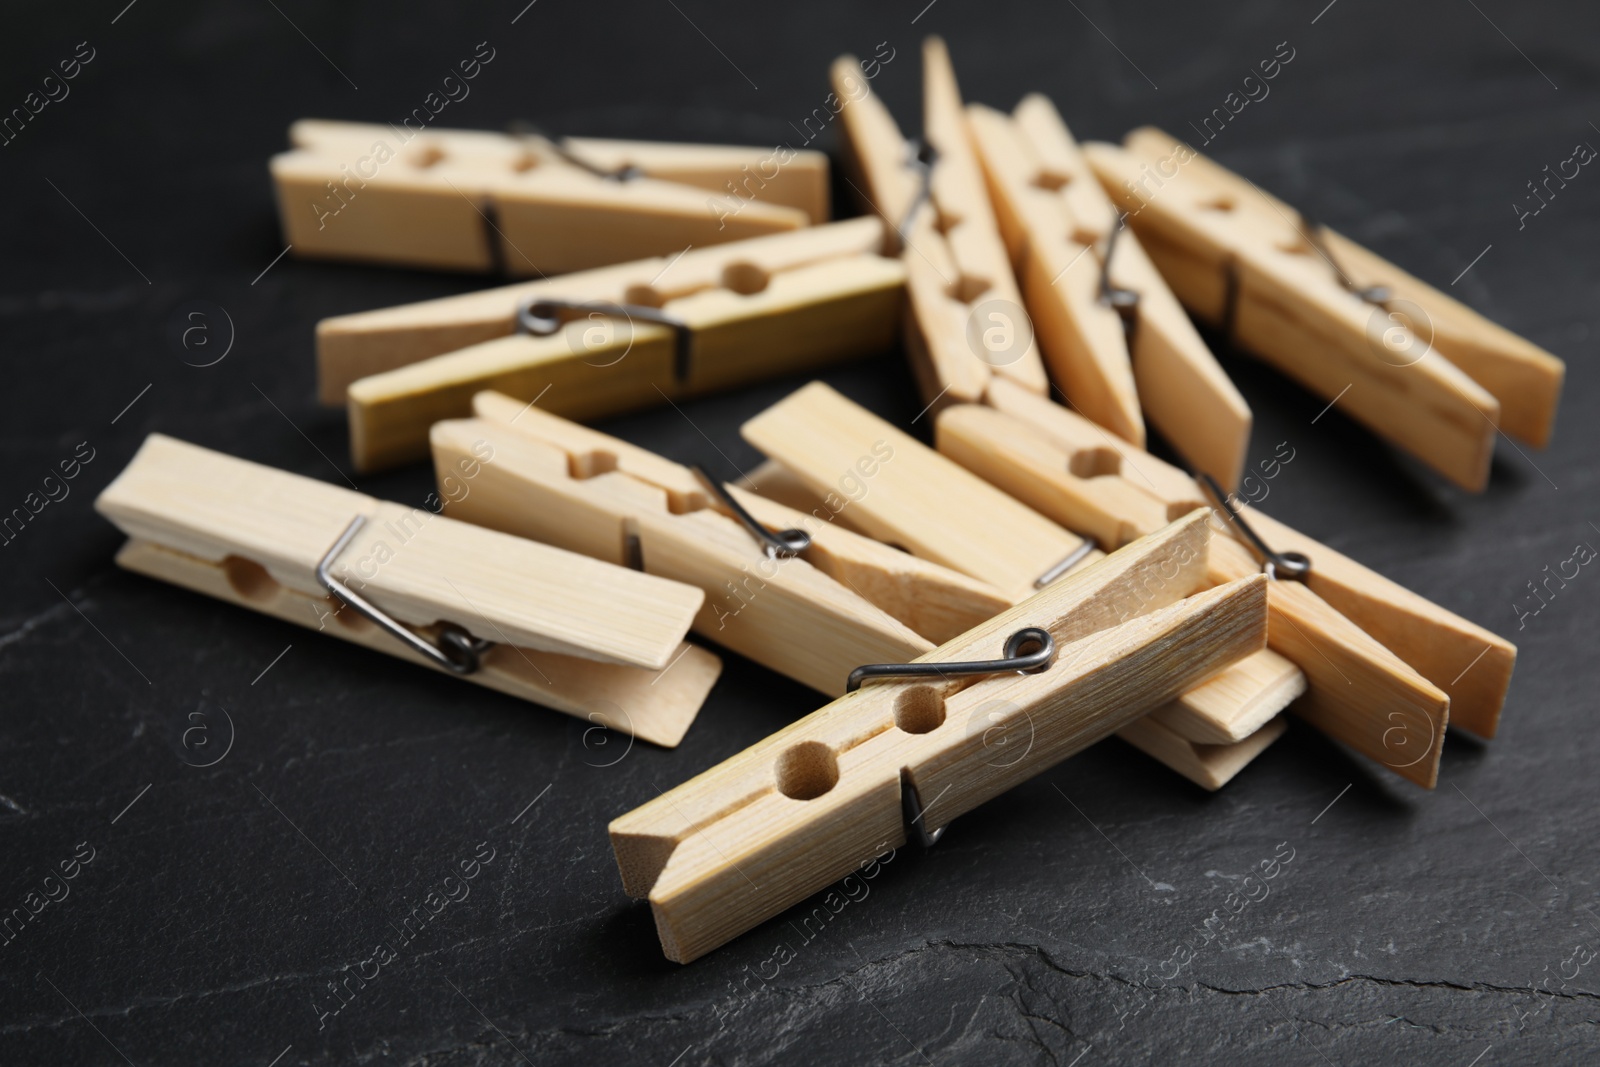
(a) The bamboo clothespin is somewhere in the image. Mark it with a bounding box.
[427,390,1010,697]
[94,434,720,746]
[933,383,1518,787]
[831,39,1050,407]
[1084,127,1565,491]
[272,119,827,275]
[966,96,1253,488]
[833,42,1256,491]
[739,382,1302,790]
[318,218,905,471]
[611,512,1269,962]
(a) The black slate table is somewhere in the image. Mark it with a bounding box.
[2,1,1596,1063]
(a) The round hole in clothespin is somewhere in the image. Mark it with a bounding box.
[408,145,446,169]
[892,686,946,735]
[719,262,770,295]
[325,595,374,633]
[622,284,666,309]
[931,204,963,235]
[222,556,279,603]
[1069,447,1123,479]
[1034,168,1073,191]
[775,741,839,801]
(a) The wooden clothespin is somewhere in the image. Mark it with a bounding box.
[740,382,1303,790]
[611,512,1269,962]
[272,119,827,275]
[966,96,1252,488]
[933,383,1518,787]
[831,39,1050,406]
[426,391,1009,697]
[94,434,720,746]
[317,218,904,471]
[1085,127,1565,491]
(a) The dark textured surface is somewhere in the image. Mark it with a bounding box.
[2,1,1597,1064]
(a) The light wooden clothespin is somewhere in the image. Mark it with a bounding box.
[740,382,1302,790]
[1085,127,1565,491]
[831,39,1049,406]
[426,391,1010,698]
[933,383,1518,787]
[611,512,1269,962]
[317,218,905,471]
[966,96,1252,488]
[272,119,827,275]
[94,434,720,746]
[832,40,1254,490]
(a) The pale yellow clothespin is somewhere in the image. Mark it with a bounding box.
[831,39,1253,490]
[1085,127,1564,490]
[611,512,1268,962]
[426,390,1009,698]
[316,218,905,471]
[966,96,1251,486]
[272,119,827,275]
[831,39,1048,407]
[95,434,720,746]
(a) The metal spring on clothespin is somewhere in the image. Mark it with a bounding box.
[900,768,944,848]
[506,121,643,181]
[689,466,813,558]
[516,297,696,382]
[1034,542,1096,589]
[844,627,1056,851]
[1299,211,1391,306]
[316,516,494,674]
[848,627,1057,848]
[1097,215,1142,339]
[846,626,1056,693]
[1198,473,1311,581]
[1218,212,1389,347]
[896,138,940,239]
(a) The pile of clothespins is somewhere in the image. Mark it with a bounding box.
[94,39,1563,964]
